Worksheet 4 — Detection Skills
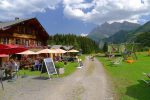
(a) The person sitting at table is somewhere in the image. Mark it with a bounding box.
[34,58,40,70]
[4,59,14,79]
[6,59,18,79]
[3,60,10,78]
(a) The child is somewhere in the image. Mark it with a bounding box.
[77,59,83,68]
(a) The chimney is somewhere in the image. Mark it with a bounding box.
[15,17,19,20]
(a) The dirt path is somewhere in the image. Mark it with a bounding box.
[0,57,112,100]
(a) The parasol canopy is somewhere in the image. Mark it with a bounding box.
[67,49,79,53]
[0,44,28,54]
[36,49,56,54]
[17,50,38,55]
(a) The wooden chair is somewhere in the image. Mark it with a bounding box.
[112,57,123,65]
[12,63,20,79]
[142,73,150,86]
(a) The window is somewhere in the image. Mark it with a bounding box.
[32,30,35,35]
[35,41,37,46]
[21,39,26,45]
[1,38,9,44]
[23,27,26,33]
[28,29,32,34]
[25,40,29,47]
[17,26,25,33]
[15,39,20,44]
[18,26,22,33]
[37,41,41,46]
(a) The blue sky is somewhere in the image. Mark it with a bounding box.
[36,7,96,35]
[0,0,150,35]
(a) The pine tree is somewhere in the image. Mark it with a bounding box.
[48,34,99,54]
[103,42,108,52]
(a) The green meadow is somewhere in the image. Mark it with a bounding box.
[97,52,150,100]
[19,62,78,78]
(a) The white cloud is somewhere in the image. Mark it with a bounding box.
[64,6,85,19]
[63,0,150,24]
[0,0,61,20]
[63,0,84,5]
[0,0,150,24]
[81,33,88,37]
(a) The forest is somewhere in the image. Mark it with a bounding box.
[48,34,99,54]
[135,32,150,47]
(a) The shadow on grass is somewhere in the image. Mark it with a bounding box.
[126,80,150,100]
[32,76,49,80]
[107,63,120,67]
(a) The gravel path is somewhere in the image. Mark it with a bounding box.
[0,57,113,100]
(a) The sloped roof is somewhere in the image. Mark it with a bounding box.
[0,18,33,29]
[63,46,73,50]
[51,45,63,49]
[49,45,73,50]
[0,18,49,40]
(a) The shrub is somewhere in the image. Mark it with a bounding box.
[55,62,64,68]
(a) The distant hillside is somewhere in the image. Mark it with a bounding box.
[135,32,150,47]
[128,21,150,42]
[105,21,150,43]
[132,21,150,34]
[133,21,150,48]
[88,21,140,42]
[105,30,131,43]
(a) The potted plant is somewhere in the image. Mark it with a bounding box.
[55,62,65,74]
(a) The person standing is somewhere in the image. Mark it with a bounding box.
[34,58,40,70]
[5,59,17,79]
[78,59,83,68]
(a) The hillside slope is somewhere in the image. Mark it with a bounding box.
[88,21,140,42]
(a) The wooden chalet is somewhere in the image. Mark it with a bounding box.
[0,17,49,48]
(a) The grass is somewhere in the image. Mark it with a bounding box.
[79,54,86,61]
[97,52,150,100]
[18,55,86,78]
[19,62,78,78]
[57,62,78,77]
[19,70,41,76]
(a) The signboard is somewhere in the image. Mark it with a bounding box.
[43,58,57,79]
[13,33,36,39]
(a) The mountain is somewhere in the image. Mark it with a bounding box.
[88,21,140,42]
[132,21,150,34]
[105,30,131,44]
[135,32,150,47]
[105,21,150,43]
[127,21,150,42]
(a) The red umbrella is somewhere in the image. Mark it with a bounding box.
[0,44,28,54]
[0,44,10,48]
[0,54,9,57]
